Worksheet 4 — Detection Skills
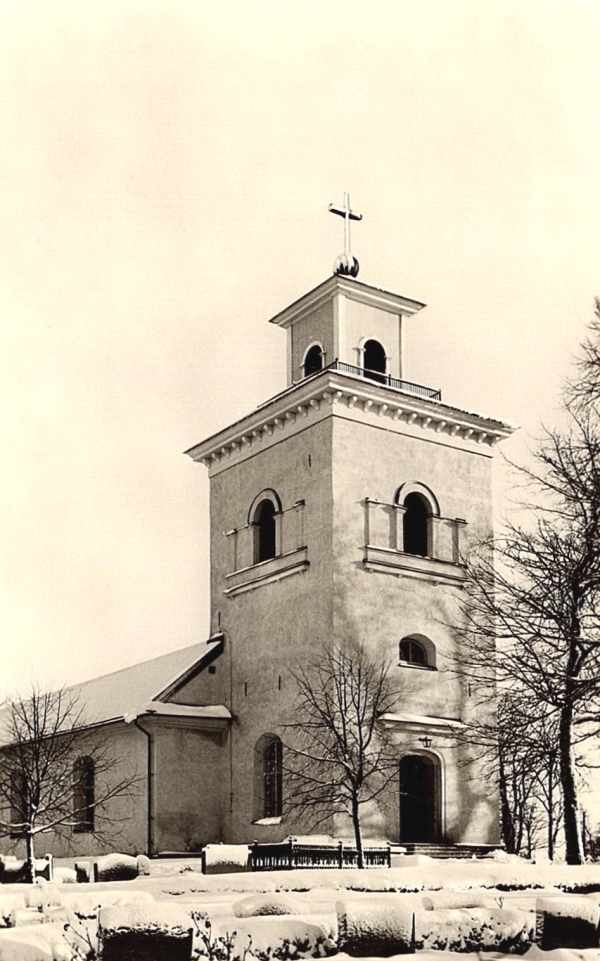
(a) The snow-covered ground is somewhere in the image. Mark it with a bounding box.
[1,854,600,960]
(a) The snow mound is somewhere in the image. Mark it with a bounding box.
[234,894,306,917]
[63,887,155,919]
[537,896,600,950]
[214,913,337,960]
[421,893,503,911]
[415,907,534,953]
[94,852,139,882]
[99,903,194,961]
[52,867,76,885]
[203,844,250,873]
[136,854,151,876]
[0,921,71,961]
[23,884,62,910]
[336,898,414,956]
[537,897,600,925]
[0,895,26,928]
[99,901,192,934]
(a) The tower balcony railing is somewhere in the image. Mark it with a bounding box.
[318,359,441,401]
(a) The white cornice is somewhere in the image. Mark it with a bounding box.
[185,369,516,472]
[268,275,426,329]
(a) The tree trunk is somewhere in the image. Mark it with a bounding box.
[558,700,584,865]
[25,832,36,884]
[547,764,554,861]
[351,795,364,870]
[499,759,516,854]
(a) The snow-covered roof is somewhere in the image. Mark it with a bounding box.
[0,640,229,745]
[134,702,231,721]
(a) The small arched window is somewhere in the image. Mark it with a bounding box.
[303,344,324,377]
[73,756,94,832]
[400,637,427,665]
[363,339,387,384]
[399,634,436,669]
[254,734,283,820]
[403,493,429,557]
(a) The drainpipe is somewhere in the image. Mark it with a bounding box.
[134,718,154,857]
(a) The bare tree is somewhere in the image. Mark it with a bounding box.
[461,691,550,856]
[0,687,139,882]
[568,297,600,409]
[284,642,399,868]
[455,308,600,865]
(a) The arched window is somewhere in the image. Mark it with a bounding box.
[403,492,429,556]
[399,634,436,669]
[399,637,427,665]
[249,491,282,565]
[254,500,276,562]
[363,339,387,384]
[254,734,283,820]
[73,757,94,832]
[395,483,440,559]
[303,344,324,377]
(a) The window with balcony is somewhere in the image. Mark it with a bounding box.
[362,484,466,583]
[403,492,430,557]
[224,492,309,596]
[253,499,277,563]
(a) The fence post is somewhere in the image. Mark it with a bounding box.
[338,840,344,869]
[200,848,206,875]
[288,838,294,870]
[45,854,53,882]
[387,842,392,868]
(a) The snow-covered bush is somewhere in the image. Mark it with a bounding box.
[203,845,249,875]
[0,855,53,884]
[233,894,306,918]
[209,912,337,961]
[414,907,534,953]
[421,893,501,911]
[336,899,414,956]
[23,883,62,910]
[0,895,25,928]
[74,861,91,884]
[99,902,194,961]
[62,887,155,920]
[10,909,47,928]
[0,920,72,961]
[537,896,600,950]
[137,854,151,876]
[93,852,139,882]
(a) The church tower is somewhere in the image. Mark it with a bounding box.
[186,198,513,847]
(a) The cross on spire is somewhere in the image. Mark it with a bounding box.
[328,192,362,278]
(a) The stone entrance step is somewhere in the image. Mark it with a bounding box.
[398,842,500,859]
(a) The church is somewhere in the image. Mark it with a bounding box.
[3,199,514,858]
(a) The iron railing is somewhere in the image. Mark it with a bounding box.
[249,838,391,871]
[318,359,441,401]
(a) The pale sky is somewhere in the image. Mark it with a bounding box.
[1,0,599,699]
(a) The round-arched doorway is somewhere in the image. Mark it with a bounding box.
[399,753,441,842]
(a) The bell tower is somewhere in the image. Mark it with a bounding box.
[185,199,514,847]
